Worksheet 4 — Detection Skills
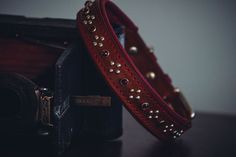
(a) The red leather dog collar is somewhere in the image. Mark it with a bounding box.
[77,0,194,140]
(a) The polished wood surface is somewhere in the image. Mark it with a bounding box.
[1,110,236,157]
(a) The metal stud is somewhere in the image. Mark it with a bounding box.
[180,130,184,133]
[160,120,165,124]
[154,115,158,119]
[129,95,134,99]
[109,69,114,73]
[83,20,88,25]
[169,129,173,131]
[148,116,153,119]
[89,26,96,32]
[83,7,90,14]
[129,46,138,54]
[171,124,174,127]
[149,110,154,114]
[93,42,97,46]
[115,70,121,74]
[88,20,93,24]
[146,72,156,80]
[141,102,150,110]
[116,63,122,68]
[98,43,103,47]
[155,110,159,113]
[173,136,177,139]
[95,35,99,40]
[135,96,141,100]
[130,89,135,92]
[163,129,167,133]
[120,78,129,86]
[165,125,169,128]
[86,15,91,19]
[136,89,141,93]
[91,15,95,20]
[100,50,110,57]
[110,61,115,66]
[100,36,105,41]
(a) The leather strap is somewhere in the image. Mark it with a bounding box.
[77,0,194,140]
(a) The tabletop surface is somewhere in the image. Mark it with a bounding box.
[1,109,236,157]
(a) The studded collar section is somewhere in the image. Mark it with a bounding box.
[77,0,194,141]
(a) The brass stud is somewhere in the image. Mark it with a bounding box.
[146,72,156,80]
[129,46,138,54]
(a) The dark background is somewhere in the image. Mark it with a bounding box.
[1,0,235,115]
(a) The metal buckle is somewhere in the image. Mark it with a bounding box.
[38,88,54,127]
[174,88,195,119]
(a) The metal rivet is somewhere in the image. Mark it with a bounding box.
[101,50,110,57]
[130,89,135,92]
[163,130,167,133]
[120,78,129,86]
[86,15,91,19]
[83,7,90,14]
[165,125,169,128]
[136,89,141,93]
[115,70,121,74]
[160,120,165,124]
[100,36,105,41]
[146,72,156,80]
[129,95,134,99]
[136,96,141,100]
[154,116,158,119]
[149,46,155,53]
[155,110,159,113]
[98,43,103,47]
[173,136,177,139]
[148,116,153,119]
[38,129,49,136]
[129,46,138,54]
[171,124,174,127]
[116,63,122,68]
[169,129,173,131]
[88,20,93,24]
[93,42,97,46]
[180,130,184,133]
[89,26,96,32]
[109,69,114,73]
[110,61,115,66]
[149,110,154,114]
[91,15,95,20]
[141,102,150,110]
[83,20,88,25]
[95,35,99,40]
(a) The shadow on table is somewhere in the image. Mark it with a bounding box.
[147,140,191,157]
